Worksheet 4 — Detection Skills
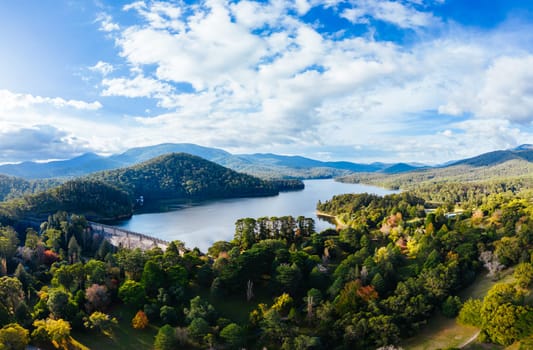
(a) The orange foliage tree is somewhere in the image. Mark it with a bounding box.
[131,310,149,329]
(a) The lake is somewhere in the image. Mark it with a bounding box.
[115,179,397,252]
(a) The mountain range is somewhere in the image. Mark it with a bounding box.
[339,144,533,189]
[0,143,422,180]
[0,143,532,183]
[447,144,533,167]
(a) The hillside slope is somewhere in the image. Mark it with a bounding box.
[0,153,290,221]
[340,145,533,190]
[449,146,533,167]
[0,179,133,222]
[340,159,533,189]
[87,152,280,202]
[0,175,61,202]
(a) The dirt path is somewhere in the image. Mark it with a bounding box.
[315,211,348,229]
[459,330,480,348]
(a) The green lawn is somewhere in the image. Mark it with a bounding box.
[72,305,158,350]
[459,269,514,300]
[401,314,479,350]
[401,270,515,350]
[191,284,272,324]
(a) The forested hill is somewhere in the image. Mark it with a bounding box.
[87,152,282,202]
[340,155,533,192]
[0,175,61,202]
[0,153,302,221]
[449,144,533,167]
[0,179,132,223]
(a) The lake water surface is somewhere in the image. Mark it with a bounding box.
[116,179,397,251]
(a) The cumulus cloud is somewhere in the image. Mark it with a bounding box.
[102,75,173,98]
[436,54,533,125]
[89,61,114,76]
[96,12,119,32]
[0,89,127,163]
[341,0,441,28]
[0,89,102,111]
[0,125,90,163]
[82,0,533,163]
[475,55,533,123]
[124,1,184,32]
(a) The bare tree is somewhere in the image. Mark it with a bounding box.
[479,250,504,278]
[307,295,314,320]
[246,280,254,301]
[360,266,369,284]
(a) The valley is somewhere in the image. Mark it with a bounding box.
[2,2,533,349]
[0,145,532,350]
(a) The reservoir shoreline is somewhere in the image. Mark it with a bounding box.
[116,179,397,251]
[315,210,347,230]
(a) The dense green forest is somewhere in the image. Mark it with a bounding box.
[87,153,298,202]
[0,153,304,223]
[0,180,133,223]
[0,152,305,204]
[0,175,60,202]
[0,179,532,349]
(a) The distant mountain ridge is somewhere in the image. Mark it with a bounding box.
[448,146,533,167]
[0,143,423,180]
[1,143,530,181]
[339,144,533,190]
[0,144,232,179]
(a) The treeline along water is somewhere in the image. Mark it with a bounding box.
[115,179,398,251]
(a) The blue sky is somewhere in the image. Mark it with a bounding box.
[0,0,532,164]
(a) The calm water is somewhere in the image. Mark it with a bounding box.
[116,179,397,252]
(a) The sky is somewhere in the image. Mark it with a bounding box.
[1,0,533,164]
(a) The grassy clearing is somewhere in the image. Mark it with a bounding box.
[192,284,272,324]
[401,314,479,350]
[459,269,514,300]
[72,305,158,350]
[402,270,515,350]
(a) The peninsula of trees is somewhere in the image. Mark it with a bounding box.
[0,153,304,222]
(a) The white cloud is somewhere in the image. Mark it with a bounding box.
[0,125,91,162]
[82,0,533,163]
[89,61,114,76]
[341,0,440,29]
[0,89,128,163]
[436,54,533,124]
[358,118,529,164]
[118,1,267,91]
[0,89,102,111]
[294,0,312,15]
[475,55,533,123]
[96,12,119,32]
[124,1,184,32]
[102,75,173,99]
[230,0,289,29]
[438,102,463,116]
